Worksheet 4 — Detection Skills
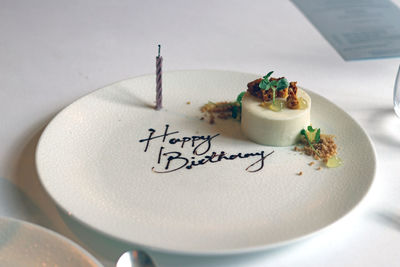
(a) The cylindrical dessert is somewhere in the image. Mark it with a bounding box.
[241,89,311,146]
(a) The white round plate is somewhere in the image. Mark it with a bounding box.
[0,217,102,266]
[36,70,376,255]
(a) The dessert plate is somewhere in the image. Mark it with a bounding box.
[36,70,376,255]
[0,217,102,266]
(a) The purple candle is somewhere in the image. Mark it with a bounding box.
[155,44,163,110]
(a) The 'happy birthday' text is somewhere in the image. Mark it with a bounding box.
[138,124,274,173]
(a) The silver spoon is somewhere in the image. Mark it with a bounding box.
[116,250,156,267]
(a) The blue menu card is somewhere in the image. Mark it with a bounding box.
[291,0,400,60]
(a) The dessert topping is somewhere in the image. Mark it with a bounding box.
[299,126,342,168]
[258,71,289,105]
[247,71,307,112]
[286,82,300,109]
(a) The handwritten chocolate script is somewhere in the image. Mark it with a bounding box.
[139,124,274,173]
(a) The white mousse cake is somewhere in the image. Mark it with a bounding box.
[241,88,311,146]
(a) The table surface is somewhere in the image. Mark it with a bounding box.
[1,0,400,266]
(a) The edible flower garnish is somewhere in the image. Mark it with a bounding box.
[259,71,289,105]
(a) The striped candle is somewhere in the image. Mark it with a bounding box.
[155,44,163,110]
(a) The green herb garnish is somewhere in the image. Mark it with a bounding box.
[236,91,246,104]
[259,71,289,104]
[259,71,273,89]
[232,105,239,118]
[232,91,246,119]
[307,125,320,143]
[300,126,321,157]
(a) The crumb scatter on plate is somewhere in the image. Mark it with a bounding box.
[301,134,338,162]
[200,101,238,124]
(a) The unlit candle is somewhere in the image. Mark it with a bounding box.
[156,44,163,110]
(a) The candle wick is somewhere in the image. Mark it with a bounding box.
[158,44,161,57]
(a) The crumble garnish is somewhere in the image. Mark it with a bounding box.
[200,101,239,124]
[298,126,342,168]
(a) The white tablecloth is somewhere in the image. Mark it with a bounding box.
[1,0,400,266]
